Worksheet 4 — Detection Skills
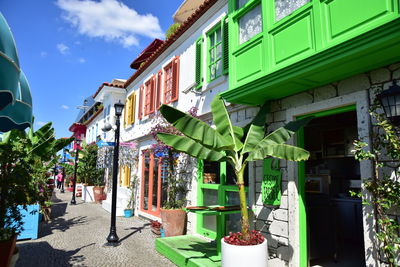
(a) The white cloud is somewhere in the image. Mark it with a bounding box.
[57,43,70,54]
[40,51,48,58]
[56,0,163,48]
[61,104,70,110]
[36,121,46,126]
[78,57,86,63]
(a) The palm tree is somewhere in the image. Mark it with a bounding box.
[157,95,311,240]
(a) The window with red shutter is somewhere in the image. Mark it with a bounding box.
[171,56,180,102]
[164,63,173,104]
[155,71,162,110]
[149,76,155,114]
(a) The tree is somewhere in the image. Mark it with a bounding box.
[157,95,311,240]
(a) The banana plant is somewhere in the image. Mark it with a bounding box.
[157,95,312,240]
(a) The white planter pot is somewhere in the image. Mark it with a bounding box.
[82,185,95,202]
[221,238,268,267]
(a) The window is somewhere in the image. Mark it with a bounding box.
[140,151,168,217]
[207,25,223,81]
[275,0,310,21]
[238,4,262,44]
[197,160,249,238]
[236,0,250,9]
[163,56,179,104]
[205,18,229,83]
[144,76,155,116]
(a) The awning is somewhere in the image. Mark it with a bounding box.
[0,12,20,110]
[0,71,33,132]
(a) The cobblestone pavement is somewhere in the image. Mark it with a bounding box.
[16,191,176,267]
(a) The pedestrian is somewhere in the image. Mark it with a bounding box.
[57,172,63,190]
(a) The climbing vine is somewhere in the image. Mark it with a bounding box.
[352,90,400,266]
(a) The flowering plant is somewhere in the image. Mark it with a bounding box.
[150,220,162,229]
[223,230,265,246]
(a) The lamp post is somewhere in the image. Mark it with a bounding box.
[70,138,81,205]
[377,80,400,126]
[106,101,124,246]
[61,148,67,193]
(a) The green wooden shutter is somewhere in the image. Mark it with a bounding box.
[195,36,203,90]
[222,16,229,75]
[262,158,281,206]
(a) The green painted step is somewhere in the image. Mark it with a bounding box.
[156,235,221,267]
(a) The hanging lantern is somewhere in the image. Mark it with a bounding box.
[376,80,400,126]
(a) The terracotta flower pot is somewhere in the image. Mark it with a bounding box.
[0,234,16,267]
[93,186,105,203]
[160,209,186,237]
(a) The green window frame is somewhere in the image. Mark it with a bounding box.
[197,160,248,239]
[207,23,223,82]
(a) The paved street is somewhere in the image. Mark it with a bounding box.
[16,191,176,267]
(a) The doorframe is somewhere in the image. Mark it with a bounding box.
[297,104,356,267]
[283,89,377,266]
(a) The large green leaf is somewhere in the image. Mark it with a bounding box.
[241,102,270,154]
[243,102,270,136]
[157,133,227,162]
[159,104,232,150]
[211,96,242,151]
[247,142,310,162]
[265,116,313,144]
[54,137,74,153]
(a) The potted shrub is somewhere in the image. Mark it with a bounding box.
[149,114,189,237]
[157,96,311,266]
[92,169,106,203]
[0,124,72,266]
[150,220,162,236]
[78,144,101,202]
[124,174,137,218]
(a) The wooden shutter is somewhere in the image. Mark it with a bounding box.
[131,93,136,124]
[155,71,162,109]
[195,37,203,90]
[123,101,127,128]
[149,75,156,114]
[222,16,229,75]
[138,86,143,120]
[171,56,180,102]
[144,80,151,116]
[127,95,132,124]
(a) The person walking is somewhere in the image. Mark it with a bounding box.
[57,172,63,190]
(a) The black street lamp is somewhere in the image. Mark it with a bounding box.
[377,80,400,126]
[70,138,81,205]
[106,101,124,246]
[61,148,67,193]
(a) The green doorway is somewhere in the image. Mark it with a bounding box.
[298,105,366,267]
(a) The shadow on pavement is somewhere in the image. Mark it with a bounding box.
[40,215,88,238]
[16,241,95,267]
[119,223,150,242]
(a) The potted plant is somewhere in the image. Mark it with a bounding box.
[92,168,106,203]
[157,96,311,266]
[78,144,101,202]
[149,113,189,237]
[124,174,137,218]
[0,124,72,266]
[150,220,162,236]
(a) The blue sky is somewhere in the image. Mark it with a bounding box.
[1,0,183,138]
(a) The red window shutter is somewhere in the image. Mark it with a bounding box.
[138,86,143,120]
[149,75,155,114]
[144,80,151,116]
[155,71,162,110]
[171,56,180,102]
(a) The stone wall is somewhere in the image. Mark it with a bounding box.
[248,62,400,266]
